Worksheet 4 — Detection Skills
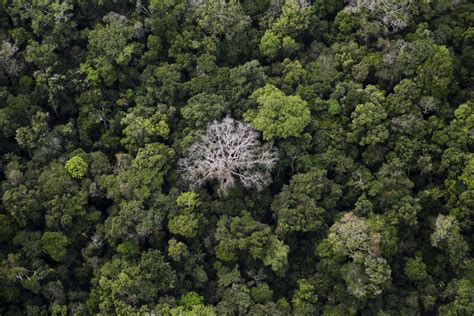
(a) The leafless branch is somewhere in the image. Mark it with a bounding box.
[346,0,412,33]
[0,40,22,78]
[179,117,278,195]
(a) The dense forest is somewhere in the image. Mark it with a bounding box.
[0,0,473,315]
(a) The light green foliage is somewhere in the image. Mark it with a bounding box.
[292,279,318,315]
[262,236,289,273]
[215,212,289,273]
[281,58,306,90]
[167,238,189,261]
[348,101,389,146]
[245,84,310,140]
[193,0,251,41]
[117,240,140,259]
[460,154,474,190]
[176,192,200,210]
[2,185,41,227]
[79,63,99,85]
[259,0,311,58]
[121,106,170,152]
[251,283,273,303]
[156,303,217,315]
[85,12,143,85]
[450,103,474,148]
[90,250,176,314]
[281,36,298,55]
[168,213,199,238]
[50,304,67,316]
[15,112,49,152]
[416,46,453,99]
[41,232,69,262]
[168,192,201,238]
[327,99,342,116]
[404,256,428,282]
[24,41,57,69]
[438,279,474,316]
[9,0,74,37]
[180,291,204,310]
[271,1,312,38]
[259,31,281,59]
[65,156,88,179]
[132,143,175,170]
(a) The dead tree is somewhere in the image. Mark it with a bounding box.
[0,40,22,78]
[179,117,278,195]
[346,0,412,33]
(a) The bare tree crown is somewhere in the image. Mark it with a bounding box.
[179,117,278,194]
[346,0,412,33]
[0,40,22,77]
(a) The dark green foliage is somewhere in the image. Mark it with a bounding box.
[0,1,472,315]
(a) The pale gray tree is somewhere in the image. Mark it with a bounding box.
[0,40,22,78]
[346,0,412,33]
[179,117,278,195]
[431,214,457,247]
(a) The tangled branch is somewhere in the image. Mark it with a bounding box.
[179,117,278,195]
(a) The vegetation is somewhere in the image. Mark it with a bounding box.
[0,0,472,315]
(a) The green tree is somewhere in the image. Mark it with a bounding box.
[89,250,176,314]
[258,0,312,59]
[167,238,189,262]
[292,279,318,315]
[347,101,389,146]
[416,45,454,99]
[272,168,341,234]
[323,212,395,300]
[245,84,310,140]
[431,214,469,270]
[41,231,69,262]
[84,12,144,86]
[259,31,281,60]
[2,185,41,227]
[65,156,88,179]
[215,212,289,273]
[121,106,170,153]
[251,283,273,303]
[168,213,199,238]
[15,112,49,153]
[180,291,204,310]
[180,93,227,128]
[438,279,474,316]
[103,199,165,244]
[404,255,428,282]
[193,0,251,41]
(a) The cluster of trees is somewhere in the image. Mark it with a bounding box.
[0,0,473,315]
